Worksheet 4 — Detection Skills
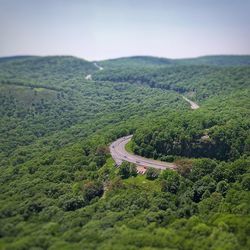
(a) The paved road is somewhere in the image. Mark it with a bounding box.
[85,63,103,80]
[94,62,104,71]
[85,74,92,80]
[110,135,176,170]
[109,98,200,170]
[182,96,200,109]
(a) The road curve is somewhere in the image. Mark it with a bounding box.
[110,135,176,170]
[182,96,199,109]
[85,63,104,80]
[94,62,104,71]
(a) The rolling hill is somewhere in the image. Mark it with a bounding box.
[0,55,249,250]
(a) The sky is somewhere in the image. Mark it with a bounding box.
[0,0,250,60]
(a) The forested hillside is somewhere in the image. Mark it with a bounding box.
[98,56,174,68]
[93,64,250,100]
[132,89,250,161]
[99,55,250,68]
[177,55,250,66]
[0,55,249,250]
[0,56,98,88]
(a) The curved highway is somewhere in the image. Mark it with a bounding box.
[109,98,200,170]
[110,135,176,170]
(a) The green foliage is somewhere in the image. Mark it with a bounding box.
[0,55,249,249]
[132,90,250,161]
[145,167,160,180]
[82,181,104,203]
[241,175,250,191]
[118,161,138,179]
[99,55,174,68]
[216,180,229,196]
[178,55,250,66]
[94,63,250,100]
[160,169,181,194]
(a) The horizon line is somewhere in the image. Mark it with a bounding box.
[1,53,250,62]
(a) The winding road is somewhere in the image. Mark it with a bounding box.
[110,98,199,170]
[182,96,200,109]
[110,135,176,170]
[85,62,103,80]
[87,63,199,170]
[93,62,104,71]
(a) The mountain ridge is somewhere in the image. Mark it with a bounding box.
[1,54,250,66]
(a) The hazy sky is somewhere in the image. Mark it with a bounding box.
[0,0,250,60]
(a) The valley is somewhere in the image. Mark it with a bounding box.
[0,55,249,250]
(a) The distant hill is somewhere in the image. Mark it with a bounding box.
[99,56,174,68]
[98,55,250,68]
[0,55,38,63]
[177,55,250,66]
[0,56,98,87]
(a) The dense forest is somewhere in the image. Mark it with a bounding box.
[132,89,250,161]
[0,55,249,250]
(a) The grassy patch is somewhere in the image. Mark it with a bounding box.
[125,140,134,153]
[98,157,117,179]
[123,175,161,192]
[34,87,45,92]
